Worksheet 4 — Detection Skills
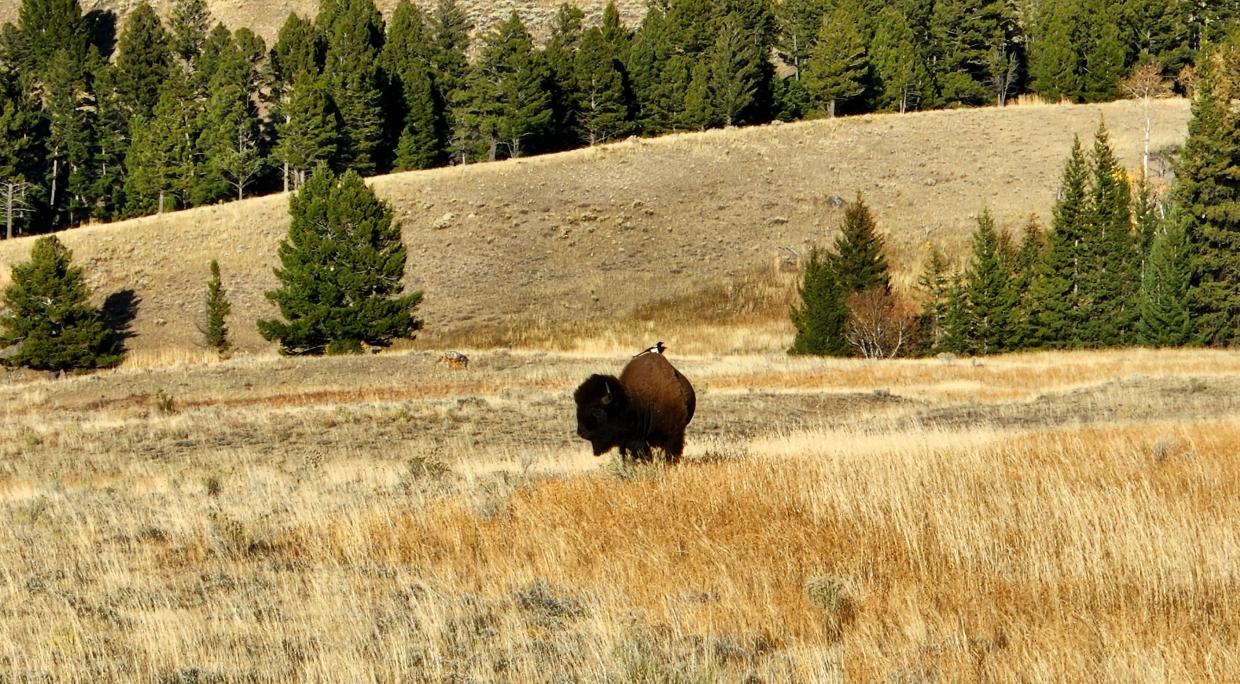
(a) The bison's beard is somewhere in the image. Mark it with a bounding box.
[589,438,612,456]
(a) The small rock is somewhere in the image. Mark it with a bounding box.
[431,212,455,230]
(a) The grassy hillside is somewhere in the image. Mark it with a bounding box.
[1,346,1237,680]
[0,99,1191,359]
[0,0,649,44]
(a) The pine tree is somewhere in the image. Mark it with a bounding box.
[89,66,129,221]
[462,13,552,160]
[832,196,891,294]
[123,69,197,215]
[601,1,628,48]
[870,7,928,113]
[1176,41,1240,346]
[940,274,970,354]
[1136,208,1193,347]
[1027,136,1090,348]
[803,5,867,116]
[0,83,44,240]
[1080,121,1137,346]
[274,71,339,190]
[42,47,96,227]
[258,166,423,355]
[916,244,952,352]
[543,3,585,146]
[198,82,266,202]
[1133,172,1160,261]
[1028,0,1080,102]
[963,209,1019,354]
[681,60,716,131]
[204,258,230,352]
[774,0,829,77]
[708,12,763,127]
[393,61,441,169]
[383,0,443,169]
[574,27,629,145]
[320,0,386,174]
[114,3,172,119]
[626,9,685,133]
[1081,0,1124,103]
[431,0,472,162]
[927,0,1018,106]
[1011,215,1046,347]
[789,246,848,356]
[271,13,322,87]
[0,235,120,370]
[169,0,212,63]
[16,0,90,72]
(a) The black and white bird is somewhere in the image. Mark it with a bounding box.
[636,341,666,356]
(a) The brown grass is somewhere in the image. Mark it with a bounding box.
[0,99,1191,360]
[0,347,1237,681]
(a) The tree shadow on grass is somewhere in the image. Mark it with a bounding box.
[101,289,140,357]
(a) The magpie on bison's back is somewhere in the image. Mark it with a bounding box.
[573,347,696,463]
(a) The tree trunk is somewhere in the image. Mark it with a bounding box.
[829,99,836,118]
[1142,97,1152,179]
[158,189,166,214]
[488,138,498,162]
[283,161,290,193]
[50,158,59,212]
[5,184,12,240]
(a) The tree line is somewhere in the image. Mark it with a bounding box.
[792,31,1240,357]
[1,0,1234,238]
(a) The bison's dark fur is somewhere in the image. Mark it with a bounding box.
[573,352,696,462]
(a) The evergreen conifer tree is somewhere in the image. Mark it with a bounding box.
[1133,172,1160,261]
[789,246,848,356]
[43,47,96,227]
[916,244,952,353]
[169,0,212,63]
[258,166,423,354]
[927,0,1018,106]
[1176,41,1240,346]
[0,235,120,370]
[16,0,90,75]
[1027,0,1080,102]
[1011,216,1046,347]
[320,0,386,174]
[274,71,340,189]
[271,13,322,87]
[114,3,172,119]
[940,274,970,354]
[803,5,867,116]
[832,196,891,294]
[543,4,585,145]
[707,12,763,127]
[574,27,629,145]
[123,68,197,215]
[198,82,266,202]
[1136,208,1193,347]
[430,0,472,162]
[963,209,1019,354]
[601,1,628,48]
[681,60,716,131]
[1081,0,1125,103]
[393,61,441,169]
[1027,136,1090,347]
[0,83,44,239]
[870,7,928,113]
[461,13,553,160]
[204,258,230,352]
[88,66,129,221]
[1081,121,1137,346]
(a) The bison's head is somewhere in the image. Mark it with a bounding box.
[573,374,629,456]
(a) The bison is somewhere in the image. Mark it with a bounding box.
[573,350,696,463]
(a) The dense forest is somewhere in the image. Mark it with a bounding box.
[0,0,1234,237]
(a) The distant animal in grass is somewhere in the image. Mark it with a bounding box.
[439,351,469,369]
[573,349,695,463]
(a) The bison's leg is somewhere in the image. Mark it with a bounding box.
[663,431,685,464]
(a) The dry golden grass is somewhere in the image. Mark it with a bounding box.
[1,347,1237,681]
[0,99,1191,360]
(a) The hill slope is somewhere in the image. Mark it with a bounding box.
[0,99,1191,357]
